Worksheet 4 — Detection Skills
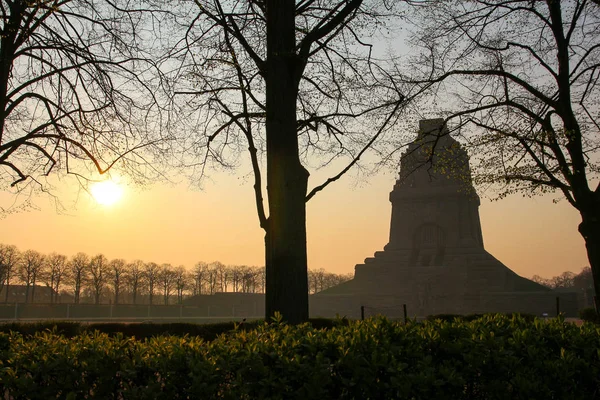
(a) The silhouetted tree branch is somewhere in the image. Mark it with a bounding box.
[406,0,600,312]
[0,0,168,211]
[165,0,409,323]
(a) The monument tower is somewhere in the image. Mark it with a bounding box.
[315,119,576,317]
[385,118,484,264]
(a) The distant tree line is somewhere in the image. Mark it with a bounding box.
[531,267,593,291]
[0,244,352,305]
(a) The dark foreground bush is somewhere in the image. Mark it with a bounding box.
[426,312,537,323]
[0,318,346,341]
[0,320,251,340]
[1,314,599,399]
[580,307,600,324]
[0,321,83,337]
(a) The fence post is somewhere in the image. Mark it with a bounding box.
[360,305,365,320]
[66,303,70,319]
[556,296,560,316]
[403,304,408,324]
[14,302,18,320]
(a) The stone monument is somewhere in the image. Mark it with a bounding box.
[313,119,577,317]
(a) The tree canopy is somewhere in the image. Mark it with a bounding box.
[406,0,600,311]
[0,0,168,210]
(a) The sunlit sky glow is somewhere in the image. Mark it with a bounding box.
[0,8,590,282]
[90,180,123,206]
[0,161,589,280]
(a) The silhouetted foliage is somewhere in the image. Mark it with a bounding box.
[18,249,43,303]
[407,0,600,312]
[164,0,409,323]
[0,243,354,304]
[580,307,600,323]
[0,244,19,302]
[0,0,166,211]
[532,266,593,290]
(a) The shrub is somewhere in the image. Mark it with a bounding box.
[579,307,600,323]
[0,318,344,341]
[1,314,599,399]
[0,321,82,337]
[426,312,536,323]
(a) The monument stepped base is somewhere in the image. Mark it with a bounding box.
[310,291,579,319]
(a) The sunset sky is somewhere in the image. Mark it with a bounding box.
[0,147,589,281]
[0,3,592,282]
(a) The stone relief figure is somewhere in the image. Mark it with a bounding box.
[410,223,446,266]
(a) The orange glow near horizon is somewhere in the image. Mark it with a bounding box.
[0,166,590,281]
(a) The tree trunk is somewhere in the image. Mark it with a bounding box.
[4,275,9,303]
[579,211,600,313]
[55,278,61,304]
[264,0,310,324]
[74,274,81,304]
[31,279,36,303]
[50,276,55,304]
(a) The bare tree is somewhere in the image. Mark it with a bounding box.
[158,263,176,305]
[308,268,326,294]
[174,265,187,304]
[574,266,594,290]
[167,1,408,322]
[143,262,160,305]
[126,260,144,305]
[88,254,109,304]
[109,258,127,305]
[42,253,68,303]
[192,262,208,296]
[18,249,44,302]
[308,268,353,293]
[68,252,89,304]
[254,266,265,294]
[407,0,600,311]
[242,266,261,293]
[532,275,553,289]
[205,262,221,295]
[0,244,19,302]
[213,262,229,293]
[551,271,577,289]
[230,265,243,293]
[0,0,166,211]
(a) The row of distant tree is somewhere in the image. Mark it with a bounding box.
[531,267,593,291]
[0,244,353,305]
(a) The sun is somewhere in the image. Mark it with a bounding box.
[91,180,123,206]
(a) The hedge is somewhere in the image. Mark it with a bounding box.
[1,314,599,399]
[0,318,348,341]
